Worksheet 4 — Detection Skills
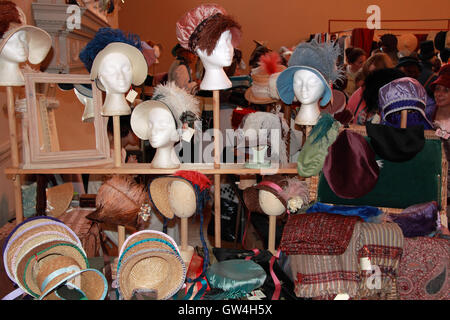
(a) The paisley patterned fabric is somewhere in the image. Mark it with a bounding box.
[397,237,450,300]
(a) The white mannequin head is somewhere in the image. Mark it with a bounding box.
[98,52,132,94]
[0,30,29,85]
[146,105,179,149]
[169,180,196,219]
[196,30,233,90]
[258,189,285,216]
[292,69,326,125]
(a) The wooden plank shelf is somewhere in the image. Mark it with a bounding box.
[5,162,299,175]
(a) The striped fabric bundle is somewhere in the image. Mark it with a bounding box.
[289,222,362,298]
[356,222,404,299]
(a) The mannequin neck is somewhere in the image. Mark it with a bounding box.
[102,92,131,116]
[151,143,180,168]
[0,59,25,86]
[295,101,321,125]
[200,66,232,91]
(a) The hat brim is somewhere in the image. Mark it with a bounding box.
[90,42,148,91]
[117,248,186,300]
[46,183,74,218]
[276,66,331,106]
[244,87,278,104]
[130,100,172,140]
[430,75,450,91]
[58,83,93,98]
[0,25,52,65]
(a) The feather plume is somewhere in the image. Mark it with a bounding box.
[152,81,200,128]
[79,27,141,73]
[259,51,283,75]
[174,170,212,191]
[309,113,339,145]
[86,175,150,229]
[278,178,310,206]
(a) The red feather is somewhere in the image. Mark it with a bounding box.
[174,170,212,191]
[259,51,282,75]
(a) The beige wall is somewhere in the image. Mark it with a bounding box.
[118,0,450,74]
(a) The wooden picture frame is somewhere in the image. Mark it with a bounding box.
[23,73,112,169]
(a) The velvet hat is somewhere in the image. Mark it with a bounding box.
[297,113,342,178]
[175,3,241,54]
[430,64,450,91]
[276,38,343,106]
[366,123,425,162]
[243,175,309,214]
[379,77,433,128]
[323,129,380,199]
[0,1,52,65]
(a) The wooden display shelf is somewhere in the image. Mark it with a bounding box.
[5,162,298,175]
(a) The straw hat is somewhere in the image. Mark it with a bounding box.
[245,66,286,104]
[0,1,52,64]
[2,217,81,283]
[116,230,185,300]
[46,183,74,217]
[148,171,211,220]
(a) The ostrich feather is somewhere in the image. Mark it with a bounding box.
[174,170,212,191]
[258,51,283,75]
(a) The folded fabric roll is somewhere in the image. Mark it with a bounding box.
[306,202,383,223]
[280,212,362,255]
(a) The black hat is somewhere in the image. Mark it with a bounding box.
[418,40,436,61]
[366,123,425,162]
[434,31,447,52]
[396,56,421,69]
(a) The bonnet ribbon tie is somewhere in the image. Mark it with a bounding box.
[1,287,25,300]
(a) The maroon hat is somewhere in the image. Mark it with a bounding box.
[175,3,241,54]
[430,64,450,91]
[323,130,380,199]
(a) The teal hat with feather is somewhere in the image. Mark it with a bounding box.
[276,38,344,106]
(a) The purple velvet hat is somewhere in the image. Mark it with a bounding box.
[379,77,433,128]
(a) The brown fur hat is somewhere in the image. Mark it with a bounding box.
[0,1,22,38]
[87,175,151,230]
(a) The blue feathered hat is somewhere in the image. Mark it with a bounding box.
[79,28,147,91]
[276,38,344,106]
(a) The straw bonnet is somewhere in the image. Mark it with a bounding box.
[379,77,434,128]
[131,81,201,140]
[79,28,147,91]
[46,182,74,218]
[243,175,309,214]
[276,38,344,106]
[148,170,212,220]
[116,230,186,300]
[16,242,107,300]
[86,175,151,229]
[0,1,52,65]
[2,216,81,283]
[176,3,241,54]
[397,33,418,57]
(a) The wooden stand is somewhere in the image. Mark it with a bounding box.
[212,90,221,248]
[112,115,126,251]
[268,215,276,255]
[5,86,23,225]
[400,110,408,129]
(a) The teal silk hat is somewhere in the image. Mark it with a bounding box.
[276,38,344,106]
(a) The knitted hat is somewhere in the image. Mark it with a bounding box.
[379,77,433,128]
[176,3,241,54]
[0,1,52,65]
[276,38,344,106]
[131,81,201,140]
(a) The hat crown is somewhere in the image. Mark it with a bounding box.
[379,77,427,110]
